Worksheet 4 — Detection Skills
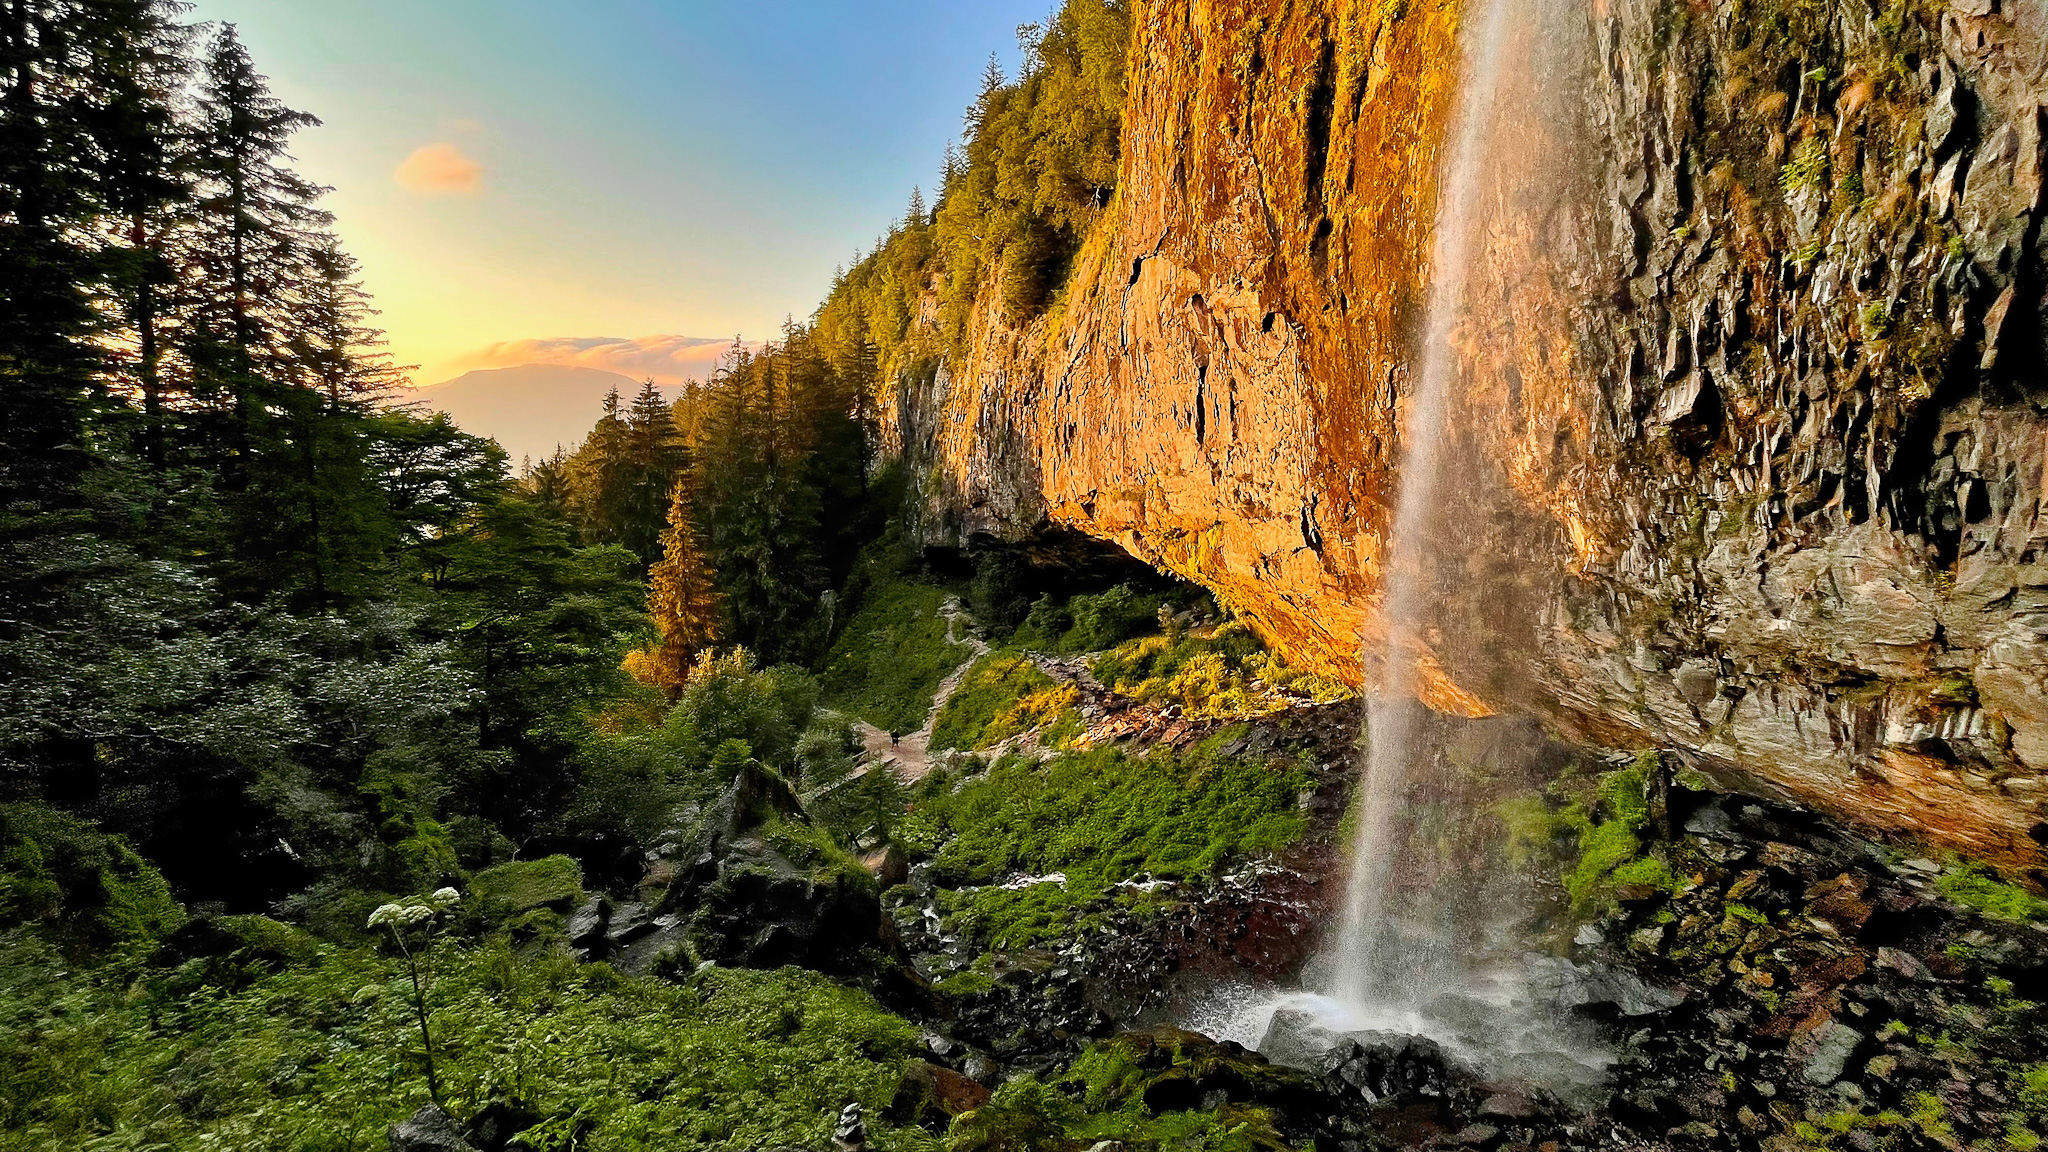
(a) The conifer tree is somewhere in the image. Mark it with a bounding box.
[183,25,328,417]
[627,478,721,697]
[0,0,186,509]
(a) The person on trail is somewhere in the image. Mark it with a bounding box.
[889,730,900,748]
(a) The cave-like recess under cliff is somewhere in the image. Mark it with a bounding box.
[879,0,2048,883]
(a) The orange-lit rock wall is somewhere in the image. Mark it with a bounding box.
[882,0,2048,881]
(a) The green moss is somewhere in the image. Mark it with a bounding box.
[1937,862,2048,923]
[470,855,583,914]
[1553,756,1678,916]
[1612,855,1677,891]
[932,969,995,997]
[1727,902,1770,926]
[757,818,871,888]
[952,1031,1311,1152]
[901,743,1310,949]
[818,577,973,733]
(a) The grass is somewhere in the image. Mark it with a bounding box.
[898,734,1311,949]
[817,577,972,733]
[928,653,1075,751]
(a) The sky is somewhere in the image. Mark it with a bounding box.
[185,1,1049,385]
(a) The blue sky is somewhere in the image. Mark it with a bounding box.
[188,0,1049,383]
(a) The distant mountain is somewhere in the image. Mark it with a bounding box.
[403,364,679,469]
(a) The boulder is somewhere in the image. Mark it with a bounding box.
[885,1060,992,1133]
[388,1105,478,1152]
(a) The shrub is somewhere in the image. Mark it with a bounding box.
[0,933,943,1152]
[0,804,183,960]
[929,655,1071,750]
[662,650,820,778]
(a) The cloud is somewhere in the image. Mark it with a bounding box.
[457,335,758,383]
[394,143,482,195]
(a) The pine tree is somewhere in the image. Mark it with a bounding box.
[85,6,193,465]
[626,478,721,697]
[0,0,186,509]
[183,25,329,419]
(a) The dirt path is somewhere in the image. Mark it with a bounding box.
[846,595,987,785]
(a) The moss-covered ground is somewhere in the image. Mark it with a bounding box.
[896,732,1313,949]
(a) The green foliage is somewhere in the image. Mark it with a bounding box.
[1062,584,1160,652]
[899,741,1310,949]
[0,933,939,1151]
[470,856,584,915]
[1503,755,1679,917]
[819,577,973,733]
[0,805,184,961]
[952,1032,1310,1152]
[814,0,1133,378]
[929,655,1071,751]
[1936,862,2048,923]
[661,651,822,784]
[1091,621,1351,717]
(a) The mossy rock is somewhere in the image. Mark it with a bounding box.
[472,855,584,914]
[152,914,321,992]
[949,1026,1329,1152]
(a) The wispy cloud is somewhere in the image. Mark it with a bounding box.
[394,142,482,195]
[457,335,757,383]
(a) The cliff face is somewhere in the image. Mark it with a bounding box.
[884,0,2048,881]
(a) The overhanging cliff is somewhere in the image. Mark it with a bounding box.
[882,0,2048,881]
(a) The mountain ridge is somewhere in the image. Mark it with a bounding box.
[404,363,677,466]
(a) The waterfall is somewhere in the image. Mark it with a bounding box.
[1193,0,1611,1091]
[1326,0,1518,1016]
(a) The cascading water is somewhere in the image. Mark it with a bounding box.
[1192,0,1611,1091]
[1327,0,1519,1015]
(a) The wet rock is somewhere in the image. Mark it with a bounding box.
[1451,1122,1501,1146]
[387,1105,478,1152]
[1805,875,1874,933]
[566,896,609,954]
[887,1060,992,1132]
[830,1102,866,1151]
[1795,1021,1865,1086]
[462,1101,539,1151]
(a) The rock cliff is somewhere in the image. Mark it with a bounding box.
[882,0,2048,882]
